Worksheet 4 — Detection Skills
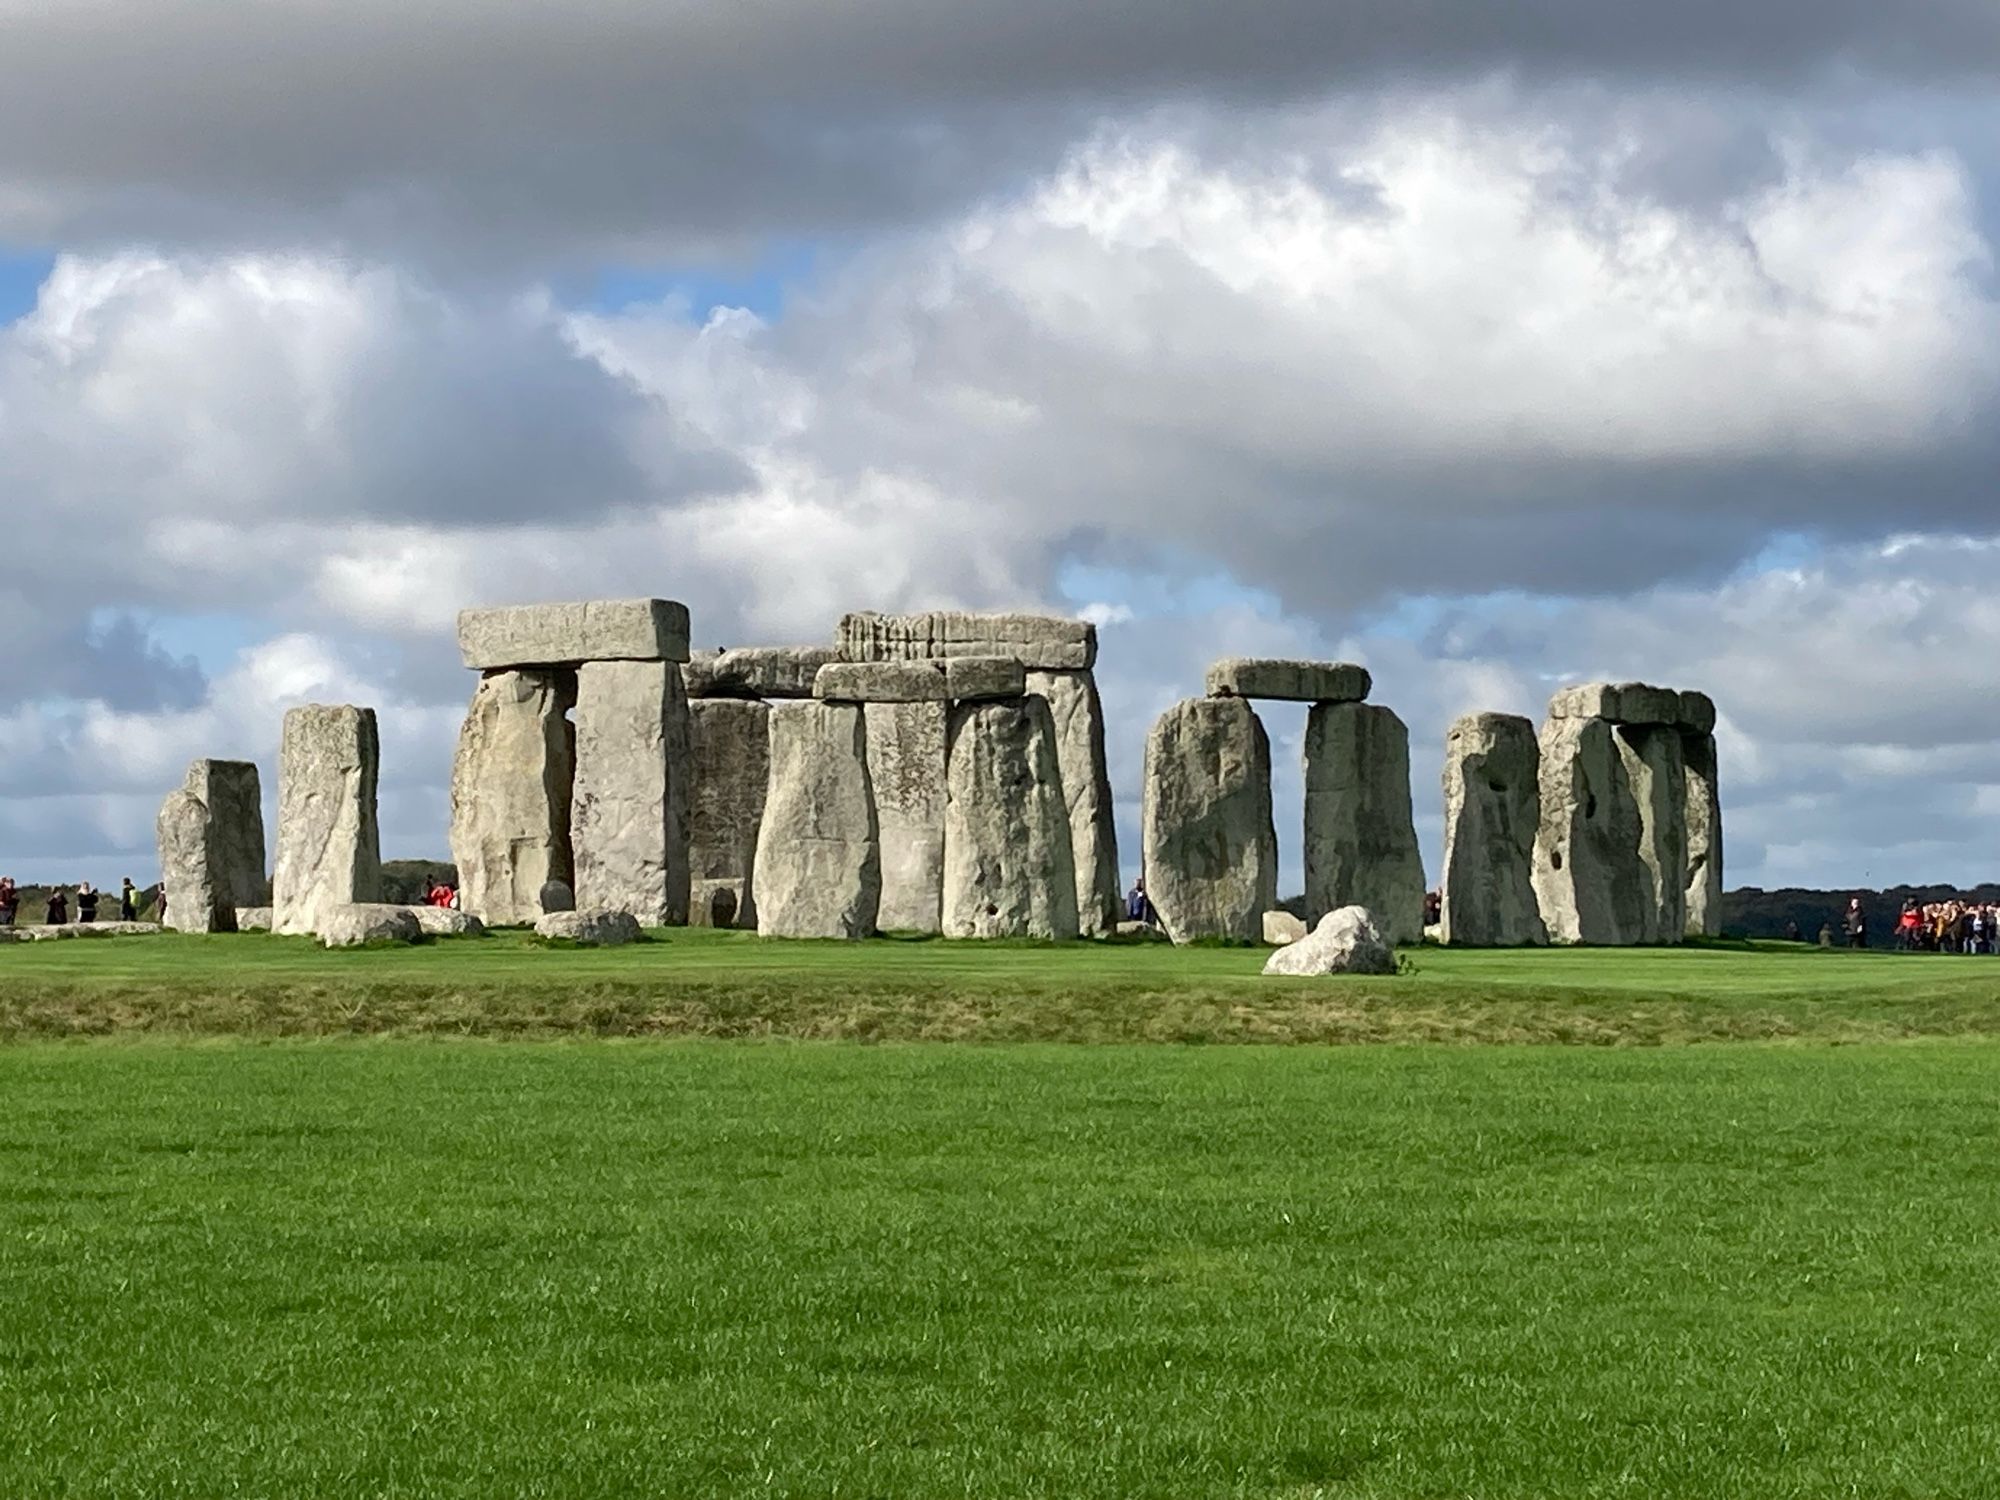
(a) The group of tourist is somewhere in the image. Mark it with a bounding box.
[1834,897,2000,952]
[0,876,148,928]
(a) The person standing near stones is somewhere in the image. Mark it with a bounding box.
[76,881,99,924]
[0,876,16,928]
[44,887,68,925]
[1844,896,1868,949]
[1126,877,1157,926]
[119,878,138,923]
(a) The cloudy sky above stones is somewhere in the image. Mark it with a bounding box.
[5,1,2000,893]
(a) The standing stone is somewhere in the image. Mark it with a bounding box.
[865,701,948,933]
[571,660,691,927]
[942,698,1080,940]
[1439,714,1545,947]
[1683,730,1723,938]
[157,789,214,932]
[273,705,382,936]
[157,758,268,934]
[1303,703,1426,947]
[755,702,880,939]
[449,670,575,926]
[1532,715,1649,945]
[1141,698,1277,944]
[1025,669,1122,936]
[1618,723,1689,944]
[688,697,770,929]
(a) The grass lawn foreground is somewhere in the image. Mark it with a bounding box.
[3,933,1999,1495]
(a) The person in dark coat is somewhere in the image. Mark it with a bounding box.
[44,888,69,925]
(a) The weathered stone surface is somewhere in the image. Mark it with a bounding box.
[5,921,162,942]
[688,698,770,929]
[1115,920,1170,941]
[838,611,1095,671]
[1683,730,1723,939]
[815,660,947,702]
[1619,722,1689,944]
[941,698,1079,940]
[1262,906,1397,976]
[1141,698,1277,944]
[1206,658,1372,704]
[157,759,268,934]
[683,646,839,700]
[1439,713,1547,947]
[273,706,382,936]
[408,906,483,937]
[1531,715,1650,945]
[1547,681,1681,727]
[754,702,881,939]
[457,598,690,669]
[1024,670,1121,937]
[539,880,575,913]
[1677,690,1717,735]
[1263,909,1308,945]
[534,909,643,946]
[945,657,1028,701]
[865,701,947,933]
[1303,703,1427,947]
[316,902,420,948]
[449,670,575,927]
[236,907,273,931]
[571,660,691,926]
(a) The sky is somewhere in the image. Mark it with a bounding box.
[4,1,2000,894]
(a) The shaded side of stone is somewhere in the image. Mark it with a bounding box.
[1618,722,1689,944]
[1026,668,1121,936]
[688,698,770,929]
[1439,713,1546,947]
[1682,730,1723,938]
[1302,703,1427,946]
[1140,697,1277,944]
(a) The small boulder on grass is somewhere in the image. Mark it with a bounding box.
[1263,906,1395,976]
[318,904,422,948]
[533,910,642,947]
[408,906,483,937]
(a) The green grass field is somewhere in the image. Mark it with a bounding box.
[5,935,1999,1495]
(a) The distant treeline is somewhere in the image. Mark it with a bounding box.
[1722,885,2000,940]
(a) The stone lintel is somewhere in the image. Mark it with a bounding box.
[457,599,690,670]
[1205,658,1371,703]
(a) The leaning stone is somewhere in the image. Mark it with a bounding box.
[571,660,691,926]
[754,702,881,939]
[1262,906,1397,976]
[449,670,575,927]
[1532,715,1650,945]
[1618,723,1689,943]
[945,657,1029,701]
[533,909,643,946]
[235,907,273,932]
[273,706,382,937]
[457,598,690,670]
[1141,698,1277,944]
[838,611,1095,671]
[1206,658,1372,703]
[1263,910,1308,945]
[941,698,1080,940]
[1439,713,1547,947]
[1683,730,1723,938]
[814,661,949,702]
[1025,669,1122,936]
[865,701,947,933]
[407,906,483,937]
[1303,703,1427,946]
[688,698,771,929]
[683,646,839,700]
[317,903,420,948]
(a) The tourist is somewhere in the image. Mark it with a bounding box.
[0,876,16,928]
[45,887,68,925]
[76,881,99,924]
[1126,877,1157,926]
[1897,901,1923,951]
[426,878,456,909]
[1844,897,1867,949]
[119,878,138,923]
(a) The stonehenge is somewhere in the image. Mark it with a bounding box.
[156,758,269,933]
[1439,714,1545,947]
[273,705,382,936]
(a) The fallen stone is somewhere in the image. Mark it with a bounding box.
[571,660,691,926]
[7,921,163,942]
[317,903,421,948]
[754,702,881,939]
[1140,698,1277,944]
[1618,722,1689,944]
[449,669,575,927]
[865,701,947,933]
[1683,730,1723,938]
[408,906,483,937]
[1532,715,1650,945]
[688,697,771,929]
[1206,658,1372,704]
[236,907,274,932]
[683,646,839,700]
[273,706,383,937]
[533,909,643,946]
[157,759,269,934]
[1439,713,1547,947]
[1263,910,1308,945]
[1025,669,1122,936]
[1262,906,1397,976]
[838,611,1095,671]
[457,598,690,670]
[941,697,1079,939]
[1303,703,1427,946]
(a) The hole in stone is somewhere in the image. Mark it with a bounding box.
[1583,794,1597,820]
[985,903,999,918]
[1551,851,1563,871]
